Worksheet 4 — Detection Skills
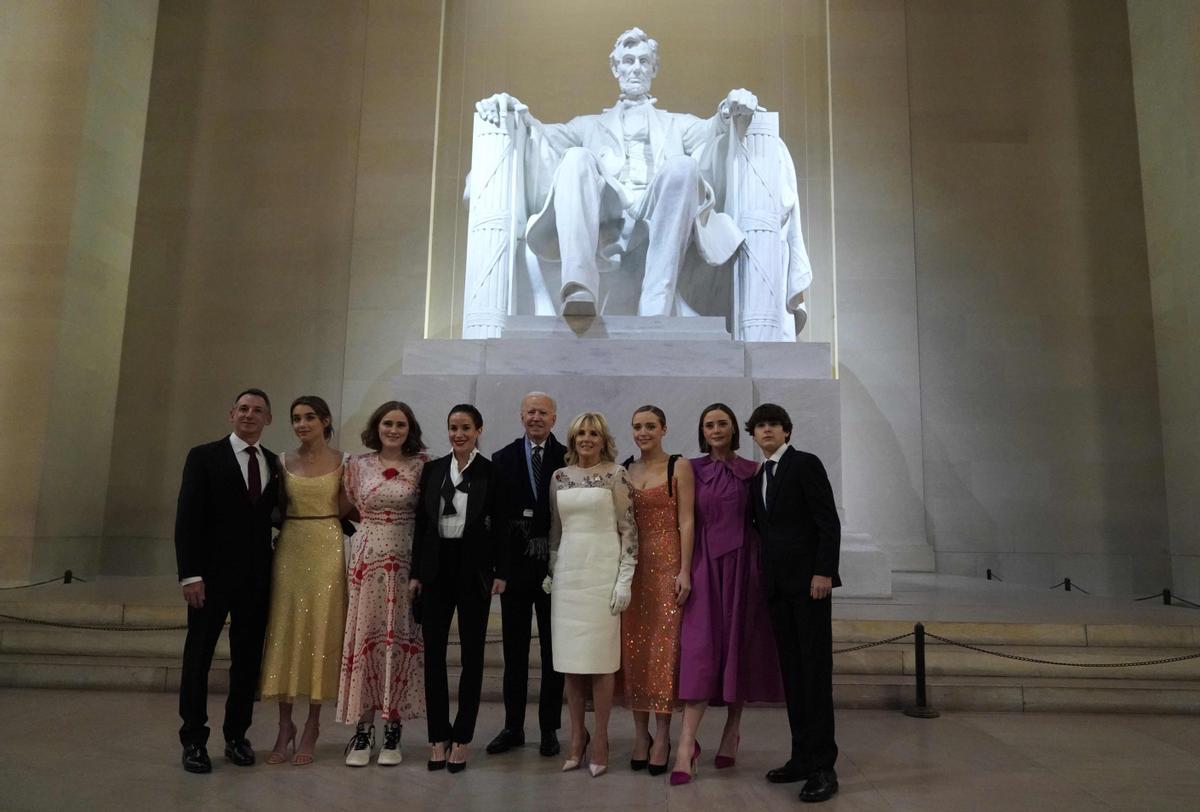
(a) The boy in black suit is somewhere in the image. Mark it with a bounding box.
[747,403,841,803]
[485,392,567,757]
[175,388,280,773]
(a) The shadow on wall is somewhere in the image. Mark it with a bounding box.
[99,1,211,573]
[836,366,929,560]
[1066,0,1169,594]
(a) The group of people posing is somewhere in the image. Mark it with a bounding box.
[174,388,842,803]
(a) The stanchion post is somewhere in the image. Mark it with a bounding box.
[986,568,993,580]
[903,622,939,719]
[1163,588,1172,606]
[63,570,73,584]
[1064,577,1072,592]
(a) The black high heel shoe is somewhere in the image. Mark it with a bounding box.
[427,741,448,771]
[647,741,672,776]
[630,734,653,771]
[447,743,468,774]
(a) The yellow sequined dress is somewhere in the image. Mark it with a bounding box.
[259,460,347,702]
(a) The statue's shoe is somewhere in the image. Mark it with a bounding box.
[562,290,596,316]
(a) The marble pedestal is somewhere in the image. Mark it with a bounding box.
[392,318,891,597]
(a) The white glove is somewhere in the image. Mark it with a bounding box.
[610,581,631,615]
[541,576,553,594]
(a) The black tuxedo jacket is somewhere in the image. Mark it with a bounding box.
[174,436,280,588]
[491,434,566,581]
[750,446,841,598]
[412,453,507,588]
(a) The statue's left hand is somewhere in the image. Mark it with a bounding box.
[722,88,760,120]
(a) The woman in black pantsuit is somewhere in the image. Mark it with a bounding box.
[410,404,507,773]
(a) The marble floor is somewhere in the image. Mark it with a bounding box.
[0,689,1196,811]
[6,571,1197,626]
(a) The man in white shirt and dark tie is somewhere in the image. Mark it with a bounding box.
[175,388,280,773]
[747,402,841,803]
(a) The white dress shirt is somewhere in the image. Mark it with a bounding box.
[180,433,267,587]
[438,449,479,539]
[761,443,790,506]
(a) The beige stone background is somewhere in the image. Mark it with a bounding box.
[1,0,1195,600]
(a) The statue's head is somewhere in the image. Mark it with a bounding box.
[609,27,659,98]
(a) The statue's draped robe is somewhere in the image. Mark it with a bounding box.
[517,103,812,338]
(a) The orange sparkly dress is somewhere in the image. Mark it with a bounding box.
[619,470,682,713]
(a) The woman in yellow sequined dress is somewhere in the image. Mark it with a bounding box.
[619,405,694,776]
[260,395,349,765]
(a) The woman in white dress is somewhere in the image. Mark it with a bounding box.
[547,411,638,778]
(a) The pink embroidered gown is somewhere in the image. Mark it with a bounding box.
[336,452,427,722]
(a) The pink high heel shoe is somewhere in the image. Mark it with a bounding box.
[669,741,700,786]
[562,730,591,772]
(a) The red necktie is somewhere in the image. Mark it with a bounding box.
[246,446,262,501]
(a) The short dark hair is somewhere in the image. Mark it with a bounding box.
[697,402,740,452]
[361,400,425,454]
[631,404,667,425]
[290,395,334,439]
[233,387,271,413]
[744,403,792,440]
[447,403,483,430]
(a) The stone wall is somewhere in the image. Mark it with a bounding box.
[1127,0,1200,598]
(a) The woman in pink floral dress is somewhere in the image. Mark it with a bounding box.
[337,401,428,766]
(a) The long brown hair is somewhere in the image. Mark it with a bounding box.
[361,400,425,454]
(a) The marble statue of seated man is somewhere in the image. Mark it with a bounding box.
[476,27,761,317]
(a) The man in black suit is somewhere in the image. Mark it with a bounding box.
[747,403,841,803]
[485,392,567,758]
[175,388,280,773]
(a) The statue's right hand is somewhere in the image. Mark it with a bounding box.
[476,93,529,127]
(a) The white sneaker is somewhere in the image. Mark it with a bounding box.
[377,720,402,766]
[344,722,374,767]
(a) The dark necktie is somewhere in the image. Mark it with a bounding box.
[246,446,262,501]
[763,459,776,508]
[532,445,543,491]
[441,466,470,516]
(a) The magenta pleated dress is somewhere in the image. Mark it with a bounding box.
[677,455,784,703]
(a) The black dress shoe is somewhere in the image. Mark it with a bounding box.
[182,743,212,774]
[486,728,525,754]
[766,761,809,784]
[799,769,839,803]
[224,738,255,766]
[539,730,560,757]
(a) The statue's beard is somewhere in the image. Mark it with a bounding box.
[618,74,650,96]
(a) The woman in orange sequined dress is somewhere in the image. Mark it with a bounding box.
[619,405,694,776]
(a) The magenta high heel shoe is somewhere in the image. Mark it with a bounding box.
[714,735,740,769]
[669,741,700,786]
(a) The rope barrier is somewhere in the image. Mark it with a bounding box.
[1049,578,1089,594]
[0,571,86,591]
[0,612,189,632]
[923,631,1200,668]
[832,632,912,654]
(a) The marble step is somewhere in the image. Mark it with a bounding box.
[4,622,1198,680]
[0,624,520,668]
[4,604,1197,649]
[2,654,1198,714]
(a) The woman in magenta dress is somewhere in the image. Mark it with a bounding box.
[670,403,784,785]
